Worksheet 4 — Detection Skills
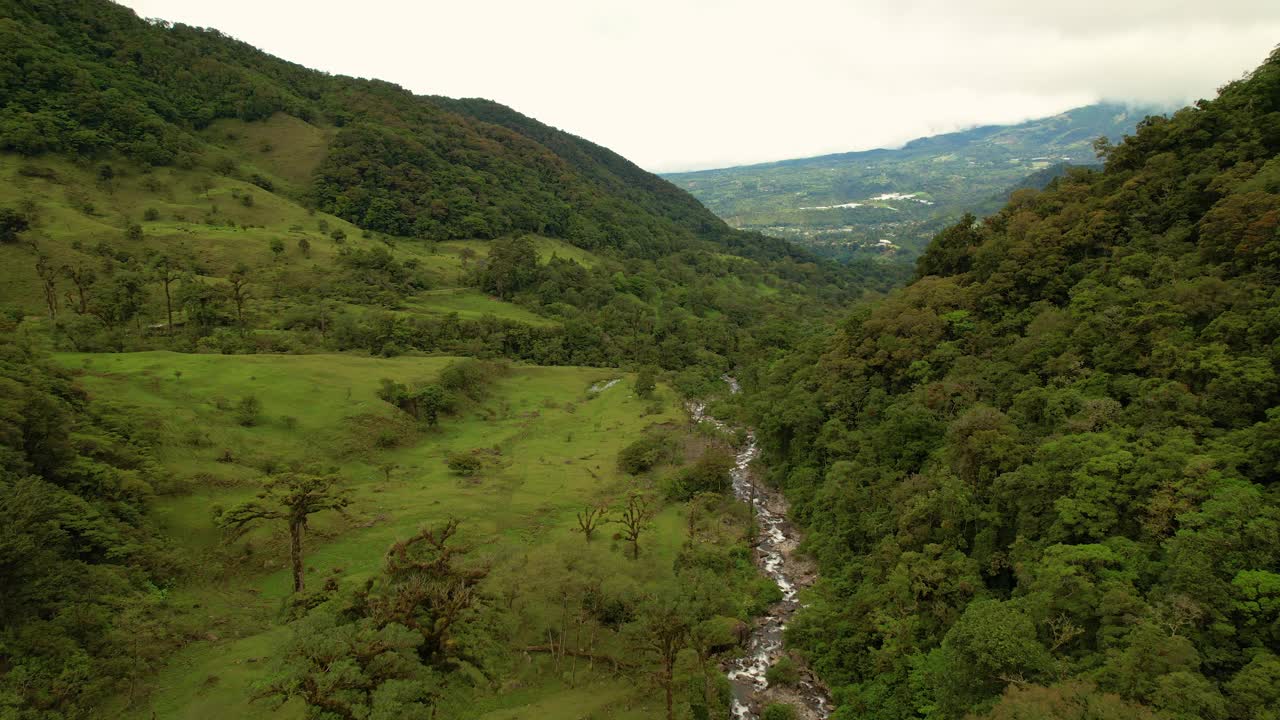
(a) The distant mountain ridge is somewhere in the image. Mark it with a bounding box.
[663,102,1165,260]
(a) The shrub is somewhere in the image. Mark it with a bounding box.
[143,207,160,221]
[446,452,483,477]
[762,704,796,720]
[765,656,799,687]
[670,447,735,499]
[235,394,262,426]
[0,208,31,244]
[634,366,657,399]
[438,358,503,401]
[617,431,676,475]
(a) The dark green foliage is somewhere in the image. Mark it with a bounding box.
[235,393,261,426]
[664,447,734,501]
[257,520,489,717]
[378,378,452,427]
[762,704,797,720]
[437,358,504,402]
[753,48,1280,720]
[476,236,539,299]
[0,206,30,243]
[445,452,482,477]
[617,430,677,475]
[0,333,171,716]
[634,366,657,399]
[765,656,799,686]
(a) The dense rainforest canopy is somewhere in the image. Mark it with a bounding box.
[749,46,1280,720]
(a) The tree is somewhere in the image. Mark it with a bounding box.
[257,521,487,718]
[215,471,349,592]
[124,222,143,242]
[236,394,262,426]
[226,264,250,331]
[176,275,224,334]
[34,254,57,319]
[479,235,539,299]
[634,366,657,399]
[628,590,691,720]
[915,212,981,278]
[61,263,95,314]
[618,432,675,475]
[96,271,146,328]
[0,207,30,243]
[575,504,609,541]
[417,384,447,427]
[930,599,1052,716]
[269,237,285,259]
[257,611,440,719]
[297,236,311,258]
[357,519,488,667]
[149,254,180,335]
[617,491,655,559]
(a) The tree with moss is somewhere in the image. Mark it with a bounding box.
[215,471,349,592]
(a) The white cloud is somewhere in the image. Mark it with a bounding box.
[117,0,1280,171]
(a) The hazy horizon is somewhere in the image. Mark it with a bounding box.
[118,0,1280,172]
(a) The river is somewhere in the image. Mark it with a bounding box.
[688,378,832,720]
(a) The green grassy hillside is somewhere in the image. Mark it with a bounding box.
[0,4,869,718]
[42,350,767,719]
[664,103,1160,260]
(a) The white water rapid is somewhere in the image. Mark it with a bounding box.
[688,377,831,720]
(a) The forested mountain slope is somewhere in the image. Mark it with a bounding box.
[0,0,901,369]
[0,0,813,261]
[665,103,1157,260]
[748,47,1280,719]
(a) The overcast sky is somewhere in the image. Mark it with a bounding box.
[119,0,1280,172]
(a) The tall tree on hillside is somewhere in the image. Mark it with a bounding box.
[61,263,95,315]
[149,254,180,335]
[634,366,657,399]
[617,491,655,560]
[215,471,349,592]
[34,254,58,319]
[226,264,251,332]
[628,590,691,720]
[479,235,539,299]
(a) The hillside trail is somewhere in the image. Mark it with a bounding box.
[688,377,832,720]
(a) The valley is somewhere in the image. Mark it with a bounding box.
[2,2,1279,720]
[664,103,1161,260]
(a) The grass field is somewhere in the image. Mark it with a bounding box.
[58,351,698,718]
[402,288,559,326]
[0,149,563,335]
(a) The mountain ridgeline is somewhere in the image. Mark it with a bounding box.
[665,103,1162,260]
[748,47,1280,719]
[0,0,807,262]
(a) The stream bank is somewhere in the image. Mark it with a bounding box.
[688,379,831,720]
